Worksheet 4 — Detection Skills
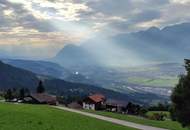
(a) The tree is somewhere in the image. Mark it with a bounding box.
[12,88,18,98]
[19,88,25,99]
[36,80,45,93]
[171,59,190,127]
[4,89,13,100]
[126,102,141,115]
[24,88,30,96]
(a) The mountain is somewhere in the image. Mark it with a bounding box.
[54,44,98,68]
[52,23,189,99]
[114,23,190,63]
[54,23,190,68]
[2,59,71,79]
[0,61,39,90]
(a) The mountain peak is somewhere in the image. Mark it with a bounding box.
[147,26,160,32]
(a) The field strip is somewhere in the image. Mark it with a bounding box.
[54,106,169,130]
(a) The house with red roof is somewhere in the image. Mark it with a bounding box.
[82,94,106,110]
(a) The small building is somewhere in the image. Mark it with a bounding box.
[68,102,82,109]
[83,94,106,110]
[24,93,57,105]
[106,99,128,113]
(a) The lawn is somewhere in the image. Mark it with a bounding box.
[0,103,137,130]
[83,110,188,130]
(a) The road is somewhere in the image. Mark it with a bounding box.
[54,106,168,130]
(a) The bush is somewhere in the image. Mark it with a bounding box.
[148,112,167,121]
[139,108,148,117]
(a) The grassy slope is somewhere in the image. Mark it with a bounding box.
[84,110,188,130]
[0,103,137,130]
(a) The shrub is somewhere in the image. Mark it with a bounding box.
[148,112,167,121]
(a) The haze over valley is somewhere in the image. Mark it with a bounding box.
[0,0,190,105]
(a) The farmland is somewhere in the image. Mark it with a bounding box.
[127,76,178,87]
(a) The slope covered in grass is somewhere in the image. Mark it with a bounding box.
[0,103,136,130]
[84,110,188,130]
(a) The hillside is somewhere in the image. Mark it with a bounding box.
[0,61,39,90]
[0,103,134,130]
[44,79,167,104]
[84,110,188,130]
[2,59,71,79]
[0,60,157,104]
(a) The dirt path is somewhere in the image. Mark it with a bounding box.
[54,106,168,130]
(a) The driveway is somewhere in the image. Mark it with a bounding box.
[54,106,168,130]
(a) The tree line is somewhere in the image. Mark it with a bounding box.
[4,80,45,101]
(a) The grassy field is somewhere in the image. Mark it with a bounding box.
[0,103,137,130]
[127,77,178,87]
[84,110,188,130]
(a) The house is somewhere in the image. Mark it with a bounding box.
[24,93,57,105]
[106,99,128,113]
[82,94,106,110]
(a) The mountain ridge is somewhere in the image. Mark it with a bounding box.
[54,22,190,68]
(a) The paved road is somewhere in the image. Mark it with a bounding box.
[54,106,168,130]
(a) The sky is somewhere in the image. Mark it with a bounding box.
[0,0,190,59]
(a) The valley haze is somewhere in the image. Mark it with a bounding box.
[1,0,190,130]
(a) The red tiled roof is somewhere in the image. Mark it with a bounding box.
[88,94,105,103]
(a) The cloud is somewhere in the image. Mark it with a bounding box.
[170,0,190,4]
[0,0,90,58]
[0,0,190,58]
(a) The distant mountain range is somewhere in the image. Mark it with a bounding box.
[113,23,190,63]
[54,23,190,68]
[51,23,188,99]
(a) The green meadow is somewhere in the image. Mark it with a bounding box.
[0,103,136,130]
[84,110,188,130]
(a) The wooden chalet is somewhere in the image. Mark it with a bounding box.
[24,93,57,105]
[82,94,106,110]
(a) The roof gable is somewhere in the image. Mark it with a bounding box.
[31,93,56,103]
[88,94,105,103]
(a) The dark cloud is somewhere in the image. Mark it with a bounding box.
[74,0,170,33]
[0,0,190,34]
[0,0,56,32]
